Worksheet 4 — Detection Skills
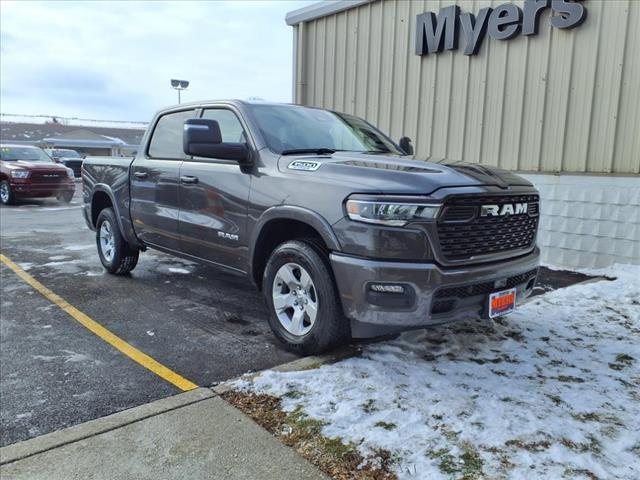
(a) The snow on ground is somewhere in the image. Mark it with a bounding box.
[0,113,147,129]
[238,265,640,479]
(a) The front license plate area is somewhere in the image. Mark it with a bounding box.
[489,288,517,318]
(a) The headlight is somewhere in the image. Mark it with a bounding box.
[66,168,75,178]
[10,170,29,179]
[346,197,441,226]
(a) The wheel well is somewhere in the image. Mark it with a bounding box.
[91,191,113,227]
[252,219,328,290]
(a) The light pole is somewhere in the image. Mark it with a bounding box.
[170,79,189,104]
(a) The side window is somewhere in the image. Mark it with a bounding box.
[148,109,196,159]
[201,109,247,144]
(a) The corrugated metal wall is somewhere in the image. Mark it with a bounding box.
[293,0,640,174]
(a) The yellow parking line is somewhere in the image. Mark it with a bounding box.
[0,253,198,392]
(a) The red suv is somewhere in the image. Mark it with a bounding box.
[0,144,76,205]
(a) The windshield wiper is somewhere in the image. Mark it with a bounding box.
[281,148,337,156]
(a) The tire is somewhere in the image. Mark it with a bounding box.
[263,239,350,355]
[0,180,15,205]
[56,191,74,203]
[96,208,139,275]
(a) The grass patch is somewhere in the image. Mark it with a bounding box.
[222,390,397,480]
[284,390,304,399]
[374,421,397,431]
[563,468,598,480]
[427,442,484,479]
[609,353,635,371]
[560,435,602,454]
[556,375,585,383]
[505,438,551,452]
[361,398,378,413]
[545,394,565,406]
[571,411,623,426]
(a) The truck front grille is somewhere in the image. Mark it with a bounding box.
[437,194,539,261]
[30,171,66,184]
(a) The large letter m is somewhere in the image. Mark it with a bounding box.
[415,5,460,55]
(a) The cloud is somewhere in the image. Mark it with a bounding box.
[0,0,313,121]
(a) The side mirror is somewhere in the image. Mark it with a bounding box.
[399,136,414,155]
[183,118,250,164]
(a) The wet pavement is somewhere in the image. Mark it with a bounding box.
[0,191,297,447]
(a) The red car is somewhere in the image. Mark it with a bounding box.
[0,144,76,205]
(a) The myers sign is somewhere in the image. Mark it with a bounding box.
[416,0,587,56]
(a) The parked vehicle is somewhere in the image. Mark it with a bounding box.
[44,148,84,178]
[82,101,540,354]
[1,144,76,205]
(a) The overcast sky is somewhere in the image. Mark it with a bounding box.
[0,0,314,122]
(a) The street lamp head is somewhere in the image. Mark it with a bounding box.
[179,80,189,89]
[170,79,180,88]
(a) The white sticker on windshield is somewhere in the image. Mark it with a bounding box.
[288,160,321,171]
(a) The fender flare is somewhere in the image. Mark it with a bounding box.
[91,184,140,247]
[248,205,342,280]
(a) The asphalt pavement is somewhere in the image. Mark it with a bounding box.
[0,190,297,447]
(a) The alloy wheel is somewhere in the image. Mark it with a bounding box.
[99,220,115,262]
[0,183,9,203]
[272,262,319,336]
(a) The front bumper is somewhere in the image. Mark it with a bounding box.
[330,248,540,337]
[11,181,75,198]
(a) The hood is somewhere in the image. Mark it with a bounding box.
[2,160,69,171]
[280,152,533,194]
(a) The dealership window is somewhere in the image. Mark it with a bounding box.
[148,109,196,159]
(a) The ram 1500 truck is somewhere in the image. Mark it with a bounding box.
[82,100,540,354]
[1,144,76,205]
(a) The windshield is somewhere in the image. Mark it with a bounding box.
[248,104,403,155]
[53,149,81,158]
[0,146,54,163]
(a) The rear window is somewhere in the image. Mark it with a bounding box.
[53,149,81,158]
[148,109,196,159]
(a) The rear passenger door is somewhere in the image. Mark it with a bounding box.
[178,107,252,272]
[130,108,196,251]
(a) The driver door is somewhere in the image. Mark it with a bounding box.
[178,107,251,271]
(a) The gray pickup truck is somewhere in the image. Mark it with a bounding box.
[82,100,540,354]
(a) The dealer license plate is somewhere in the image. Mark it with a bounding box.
[489,288,517,318]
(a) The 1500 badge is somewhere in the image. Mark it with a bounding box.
[288,160,321,171]
[218,231,239,241]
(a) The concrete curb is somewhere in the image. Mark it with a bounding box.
[0,387,214,466]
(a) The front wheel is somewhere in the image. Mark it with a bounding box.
[0,180,15,205]
[263,240,350,355]
[96,208,139,275]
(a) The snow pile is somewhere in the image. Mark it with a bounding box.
[240,266,640,479]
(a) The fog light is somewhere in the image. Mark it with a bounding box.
[369,283,405,294]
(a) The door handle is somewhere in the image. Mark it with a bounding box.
[180,175,199,184]
[133,171,148,179]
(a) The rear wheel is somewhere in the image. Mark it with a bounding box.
[56,191,74,203]
[0,180,14,205]
[96,208,139,274]
[263,239,350,355]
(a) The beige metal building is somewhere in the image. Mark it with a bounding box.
[286,0,640,269]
